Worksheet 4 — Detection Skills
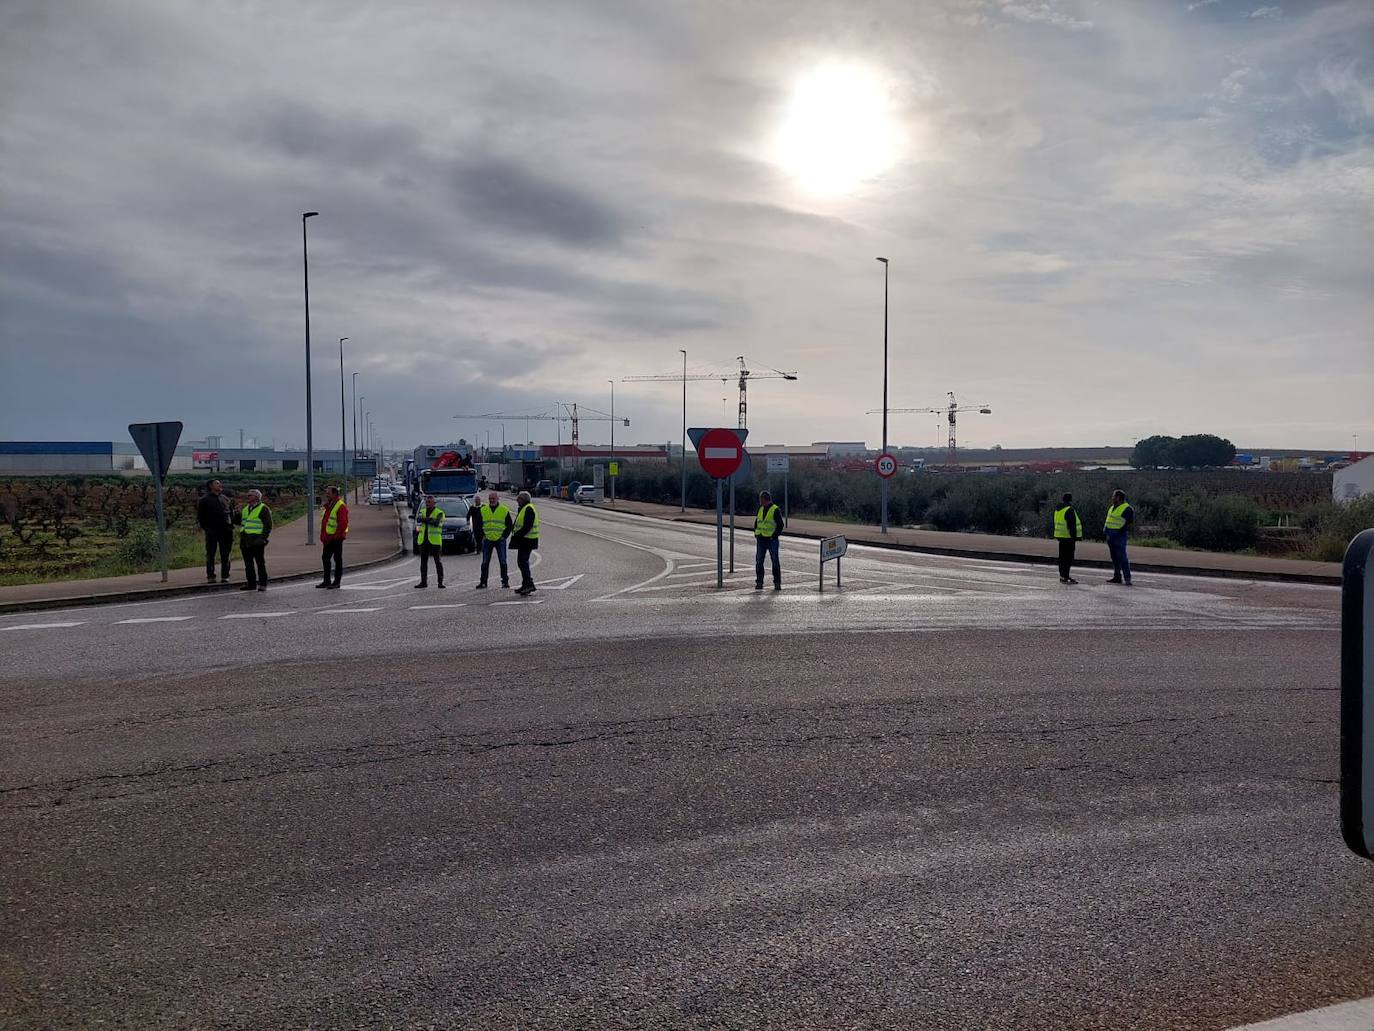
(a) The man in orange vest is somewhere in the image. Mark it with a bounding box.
[317,484,349,589]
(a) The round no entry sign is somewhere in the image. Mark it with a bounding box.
[875,453,898,478]
[697,428,745,479]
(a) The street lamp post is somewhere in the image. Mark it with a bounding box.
[365,411,372,462]
[351,373,360,502]
[679,349,687,511]
[608,379,616,504]
[338,337,348,487]
[302,211,320,545]
[876,256,890,534]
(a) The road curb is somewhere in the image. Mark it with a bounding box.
[596,504,1342,587]
[0,506,408,616]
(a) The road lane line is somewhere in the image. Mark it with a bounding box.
[410,604,468,610]
[491,600,543,605]
[2,621,87,631]
[114,616,195,625]
[318,607,383,614]
[220,612,294,619]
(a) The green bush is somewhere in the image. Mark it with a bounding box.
[1166,494,1259,552]
[927,479,1023,535]
[115,523,161,565]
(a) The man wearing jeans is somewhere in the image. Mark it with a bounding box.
[1104,489,1134,586]
[753,489,785,591]
[475,491,513,589]
[197,479,233,583]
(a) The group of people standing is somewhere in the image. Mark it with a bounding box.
[412,490,540,594]
[195,479,274,591]
[1051,489,1136,585]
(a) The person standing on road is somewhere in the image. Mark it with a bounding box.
[197,479,234,584]
[414,494,446,590]
[753,489,785,591]
[1052,492,1082,585]
[236,488,272,592]
[466,496,483,551]
[318,485,349,589]
[511,491,540,596]
[1104,489,1134,586]
[475,490,514,589]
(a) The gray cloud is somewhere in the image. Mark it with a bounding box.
[451,155,628,247]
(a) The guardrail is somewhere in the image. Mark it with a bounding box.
[1340,528,1374,861]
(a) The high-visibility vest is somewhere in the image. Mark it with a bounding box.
[323,499,347,537]
[1104,502,1130,531]
[416,506,445,546]
[1053,505,1081,540]
[479,504,511,542]
[241,502,267,536]
[516,503,540,540]
[754,504,780,538]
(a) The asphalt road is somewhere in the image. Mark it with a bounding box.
[2,500,1368,1030]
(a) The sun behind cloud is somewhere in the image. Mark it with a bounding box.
[771,61,905,194]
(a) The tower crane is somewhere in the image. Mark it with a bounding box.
[623,354,797,430]
[453,403,628,448]
[868,392,991,467]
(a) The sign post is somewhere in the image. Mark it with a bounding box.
[690,427,748,588]
[727,450,752,575]
[819,535,847,591]
[608,461,619,505]
[128,421,183,583]
[767,454,790,522]
[1341,529,1374,861]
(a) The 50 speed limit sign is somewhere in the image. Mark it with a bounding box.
[875,453,898,478]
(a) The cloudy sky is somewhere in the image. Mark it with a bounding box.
[2,0,1370,454]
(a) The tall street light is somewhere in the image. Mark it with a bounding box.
[338,337,348,485]
[608,379,616,505]
[876,256,890,534]
[351,373,360,502]
[302,211,320,545]
[365,411,372,461]
[679,348,687,511]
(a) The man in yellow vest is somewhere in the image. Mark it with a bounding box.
[753,489,785,591]
[1052,492,1082,585]
[1104,489,1134,586]
[414,494,446,589]
[475,490,514,589]
[511,491,540,595]
[236,488,272,592]
[317,485,349,589]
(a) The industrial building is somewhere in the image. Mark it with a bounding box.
[1335,456,1374,502]
[0,441,375,477]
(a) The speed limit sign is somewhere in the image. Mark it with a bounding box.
[875,453,898,478]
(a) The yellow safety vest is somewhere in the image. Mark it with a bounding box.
[323,499,347,537]
[515,503,540,540]
[1104,502,1130,531]
[754,504,779,538]
[416,506,445,547]
[241,502,267,536]
[1052,505,1081,540]
[480,504,511,542]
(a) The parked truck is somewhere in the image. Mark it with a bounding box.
[409,445,479,510]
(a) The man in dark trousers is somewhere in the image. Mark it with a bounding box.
[753,489,785,591]
[414,494,446,589]
[511,490,540,595]
[1104,489,1135,586]
[317,484,349,589]
[475,490,514,589]
[235,488,272,592]
[197,479,234,583]
[466,497,483,552]
[1052,492,1082,585]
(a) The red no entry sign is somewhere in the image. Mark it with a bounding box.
[875,453,898,478]
[697,427,745,479]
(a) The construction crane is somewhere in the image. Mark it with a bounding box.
[453,403,628,447]
[623,354,797,430]
[869,392,991,467]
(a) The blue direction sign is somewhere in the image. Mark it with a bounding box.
[1341,529,1374,860]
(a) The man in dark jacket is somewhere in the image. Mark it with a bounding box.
[197,479,233,583]
[511,491,540,595]
[1104,489,1135,585]
[234,488,272,592]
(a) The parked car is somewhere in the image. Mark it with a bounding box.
[535,479,553,497]
[429,496,475,554]
[573,484,599,504]
[368,484,394,505]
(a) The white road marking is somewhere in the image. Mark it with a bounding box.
[410,604,468,610]
[538,573,585,590]
[1225,995,1374,1030]
[2,621,87,631]
[115,616,195,625]
[319,607,382,614]
[220,612,294,619]
[492,599,543,605]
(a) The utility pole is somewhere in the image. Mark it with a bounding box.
[608,380,615,504]
[338,337,348,486]
[680,349,687,511]
[877,256,889,534]
[302,211,319,544]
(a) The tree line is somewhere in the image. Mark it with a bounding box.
[1130,434,1236,469]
